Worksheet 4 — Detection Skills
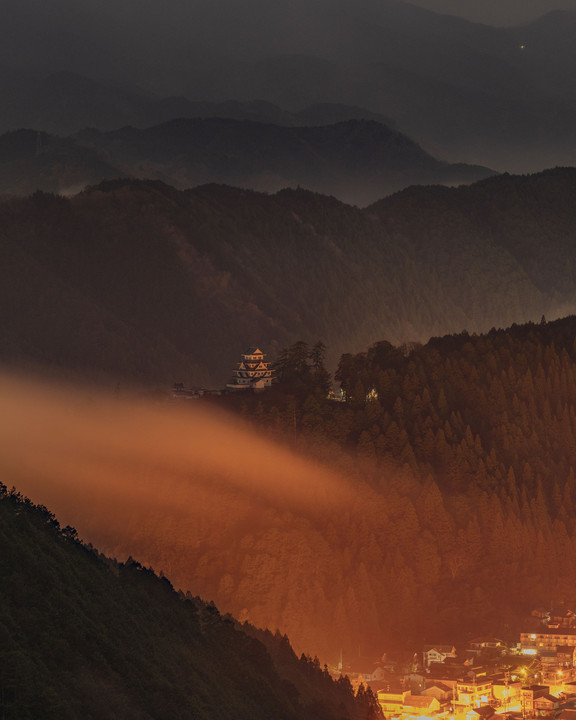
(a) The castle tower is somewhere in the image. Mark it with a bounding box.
[227,347,273,391]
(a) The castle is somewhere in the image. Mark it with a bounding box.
[226,347,273,391]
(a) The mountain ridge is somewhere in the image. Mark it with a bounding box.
[2,168,576,385]
[0,481,381,719]
[0,118,495,205]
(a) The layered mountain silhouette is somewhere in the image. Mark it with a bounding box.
[0,68,397,137]
[2,0,576,171]
[0,120,494,205]
[1,168,576,385]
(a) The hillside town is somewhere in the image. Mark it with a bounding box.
[340,607,576,720]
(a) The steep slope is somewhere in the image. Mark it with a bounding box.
[193,316,576,655]
[4,170,576,384]
[0,483,381,719]
[369,167,576,301]
[0,176,548,385]
[6,317,576,664]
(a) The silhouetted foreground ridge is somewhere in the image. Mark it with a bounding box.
[0,484,380,720]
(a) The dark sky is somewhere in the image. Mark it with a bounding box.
[406,0,576,25]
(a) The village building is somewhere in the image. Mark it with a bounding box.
[548,608,576,629]
[423,645,457,669]
[521,684,550,715]
[359,665,388,685]
[422,681,453,704]
[429,663,485,684]
[557,646,576,667]
[377,688,410,716]
[424,675,459,695]
[429,664,468,682]
[491,676,522,706]
[349,664,389,691]
[404,672,427,693]
[521,629,576,654]
[376,689,442,718]
[226,347,273,392]
[455,677,494,709]
[403,695,441,717]
[533,693,563,717]
[466,705,498,720]
[540,650,560,666]
[468,638,507,655]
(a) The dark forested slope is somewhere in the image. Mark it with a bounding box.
[3,170,576,385]
[176,316,576,659]
[0,484,380,720]
[10,318,576,666]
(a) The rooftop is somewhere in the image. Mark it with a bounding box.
[469,706,496,718]
[425,682,452,692]
[406,695,438,708]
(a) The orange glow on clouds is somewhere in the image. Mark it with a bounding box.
[0,371,353,580]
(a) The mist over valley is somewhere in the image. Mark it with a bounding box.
[4,0,576,716]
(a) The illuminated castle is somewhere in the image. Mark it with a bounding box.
[226,347,273,391]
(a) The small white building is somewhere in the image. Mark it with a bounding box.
[423,645,457,669]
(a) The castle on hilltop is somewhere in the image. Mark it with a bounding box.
[226,347,273,392]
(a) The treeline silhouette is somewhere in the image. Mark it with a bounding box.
[0,483,381,719]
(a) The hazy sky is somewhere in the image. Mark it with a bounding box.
[406,0,576,25]
[2,0,576,173]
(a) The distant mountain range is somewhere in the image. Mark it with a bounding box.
[0,120,494,205]
[2,0,576,172]
[0,68,395,137]
[2,168,576,386]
